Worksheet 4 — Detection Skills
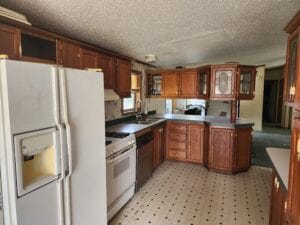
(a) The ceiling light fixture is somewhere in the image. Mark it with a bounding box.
[145,54,158,63]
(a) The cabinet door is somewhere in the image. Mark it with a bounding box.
[198,67,210,99]
[116,58,131,98]
[80,48,97,69]
[287,123,300,225]
[180,70,198,97]
[97,53,116,89]
[187,124,204,163]
[57,41,80,68]
[152,126,161,170]
[0,23,20,59]
[209,127,234,172]
[234,128,252,172]
[237,66,256,100]
[211,66,236,99]
[163,72,179,97]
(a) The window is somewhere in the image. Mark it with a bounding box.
[122,71,142,115]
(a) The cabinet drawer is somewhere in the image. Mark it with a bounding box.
[168,123,187,133]
[169,133,186,142]
[168,141,186,151]
[168,150,186,160]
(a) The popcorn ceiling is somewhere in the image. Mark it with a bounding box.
[1,0,299,67]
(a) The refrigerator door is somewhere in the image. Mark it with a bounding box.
[59,68,107,225]
[0,60,65,225]
[1,60,58,134]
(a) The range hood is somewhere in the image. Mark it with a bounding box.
[104,89,120,101]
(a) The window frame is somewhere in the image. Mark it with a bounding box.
[122,70,142,115]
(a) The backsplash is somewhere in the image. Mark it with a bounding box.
[105,61,165,121]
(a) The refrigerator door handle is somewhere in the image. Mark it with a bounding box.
[59,68,73,225]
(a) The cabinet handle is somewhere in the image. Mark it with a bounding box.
[284,201,288,212]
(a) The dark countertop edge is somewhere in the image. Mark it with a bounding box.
[266,148,290,193]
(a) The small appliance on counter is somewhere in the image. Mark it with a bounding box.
[105,131,136,221]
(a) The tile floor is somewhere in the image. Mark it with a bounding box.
[109,161,272,225]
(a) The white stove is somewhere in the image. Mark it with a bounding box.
[105,132,136,158]
[105,131,137,221]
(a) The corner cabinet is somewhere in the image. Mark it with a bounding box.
[208,126,252,173]
[237,66,256,100]
[116,58,131,98]
[0,23,20,59]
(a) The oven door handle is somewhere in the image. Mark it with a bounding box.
[106,146,135,165]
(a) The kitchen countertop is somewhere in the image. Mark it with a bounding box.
[266,147,290,190]
[107,114,254,134]
[151,114,254,127]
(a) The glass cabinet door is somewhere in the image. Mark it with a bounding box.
[146,73,163,97]
[238,66,256,100]
[198,68,210,99]
[211,66,236,99]
[285,34,298,103]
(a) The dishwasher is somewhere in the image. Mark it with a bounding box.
[136,129,154,191]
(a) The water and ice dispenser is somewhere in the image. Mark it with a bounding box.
[14,128,60,196]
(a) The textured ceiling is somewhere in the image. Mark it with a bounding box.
[1,0,299,67]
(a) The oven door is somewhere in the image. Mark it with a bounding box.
[106,145,136,207]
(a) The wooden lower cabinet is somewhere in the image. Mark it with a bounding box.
[187,123,204,163]
[286,121,300,225]
[208,126,252,173]
[166,121,205,164]
[152,123,166,170]
[209,127,234,172]
[269,170,288,225]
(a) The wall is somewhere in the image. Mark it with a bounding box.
[105,61,165,121]
[207,101,231,117]
[240,66,265,131]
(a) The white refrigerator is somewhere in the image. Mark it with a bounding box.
[0,59,107,225]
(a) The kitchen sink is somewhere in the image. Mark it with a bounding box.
[130,118,160,125]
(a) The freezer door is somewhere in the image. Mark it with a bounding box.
[0,60,58,134]
[59,68,107,225]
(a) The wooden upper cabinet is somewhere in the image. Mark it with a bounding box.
[237,66,256,100]
[163,71,180,97]
[97,53,116,89]
[211,65,236,100]
[187,124,204,163]
[209,127,234,172]
[80,48,97,69]
[198,67,210,99]
[116,58,131,98]
[0,23,20,59]
[180,70,198,98]
[57,40,80,68]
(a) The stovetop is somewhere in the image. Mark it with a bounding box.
[105,131,136,158]
[106,131,130,138]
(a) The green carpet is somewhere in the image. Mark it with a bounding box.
[252,126,291,168]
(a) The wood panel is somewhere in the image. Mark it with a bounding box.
[116,58,131,98]
[57,40,80,68]
[180,70,198,97]
[0,23,20,59]
[287,123,300,225]
[163,72,179,97]
[209,127,234,172]
[168,122,187,133]
[187,124,204,163]
[97,52,116,89]
[234,128,252,172]
[169,133,186,142]
[152,123,166,171]
[80,48,97,69]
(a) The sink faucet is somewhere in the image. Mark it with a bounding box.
[136,112,142,121]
